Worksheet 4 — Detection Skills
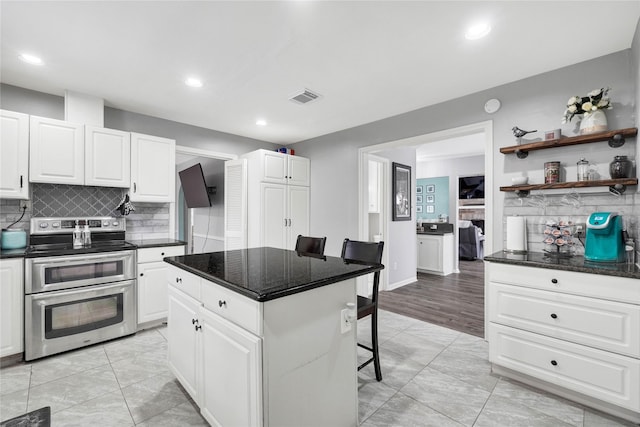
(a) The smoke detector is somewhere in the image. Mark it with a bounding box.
[289,88,321,105]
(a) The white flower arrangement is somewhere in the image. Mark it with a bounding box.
[562,87,612,124]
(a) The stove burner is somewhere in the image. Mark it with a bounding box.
[27,217,136,257]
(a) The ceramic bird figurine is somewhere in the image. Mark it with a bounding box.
[512,126,537,138]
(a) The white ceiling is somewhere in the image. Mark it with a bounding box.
[1,1,639,145]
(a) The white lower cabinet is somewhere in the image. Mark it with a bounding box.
[487,262,640,422]
[416,233,454,275]
[167,285,201,401]
[166,264,357,426]
[0,258,24,357]
[137,245,185,325]
[199,307,262,427]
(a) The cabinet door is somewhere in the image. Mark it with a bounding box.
[29,116,84,185]
[130,133,175,202]
[138,261,169,324]
[287,155,310,186]
[260,183,287,249]
[417,236,442,272]
[0,110,29,199]
[85,126,131,188]
[287,185,310,250]
[259,150,287,184]
[199,307,262,427]
[167,286,200,403]
[0,259,24,357]
[224,159,248,250]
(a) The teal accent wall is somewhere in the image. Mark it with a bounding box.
[416,177,449,220]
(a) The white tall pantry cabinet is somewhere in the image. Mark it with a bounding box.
[225,149,310,250]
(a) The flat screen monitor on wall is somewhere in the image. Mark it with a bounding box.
[459,175,484,200]
[179,163,211,208]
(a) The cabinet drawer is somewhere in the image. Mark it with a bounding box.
[489,324,640,412]
[487,263,640,304]
[167,266,201,300]
[489,283,640,357]
[202,281,262,336]
[138,245,185,263]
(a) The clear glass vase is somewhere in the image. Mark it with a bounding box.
[579,109,608,135]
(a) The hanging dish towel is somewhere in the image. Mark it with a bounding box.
[116,194,135,216]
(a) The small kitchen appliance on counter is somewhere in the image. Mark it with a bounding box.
[585,212,625,263]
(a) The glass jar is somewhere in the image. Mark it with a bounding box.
[609,155,632,179]
[576,158,589,182]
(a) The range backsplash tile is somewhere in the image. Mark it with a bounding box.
[33,184,125,217]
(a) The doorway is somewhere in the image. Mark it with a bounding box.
[358,121,494,337]
[175,146,236,254]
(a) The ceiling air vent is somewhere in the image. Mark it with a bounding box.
[289,88,321,105]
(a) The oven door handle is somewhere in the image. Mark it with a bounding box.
[27,250,135,267]
[28,280,135,304]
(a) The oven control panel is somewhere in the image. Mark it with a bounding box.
[31,217,126,234]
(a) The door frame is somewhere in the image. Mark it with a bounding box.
[173,145,237,246]
[358,120,494,288]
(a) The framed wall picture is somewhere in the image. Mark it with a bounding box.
[426,195,434,203]
[426,205,434,213]
[416,205,423,213]
[426,184,435,193]
[392,162,411,221]
[416,185,423,194]
[416,195,423,204]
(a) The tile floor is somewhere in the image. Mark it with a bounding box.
[0,310,637,426]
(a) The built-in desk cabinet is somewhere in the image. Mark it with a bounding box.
[0,258,24,358]
[0,110,30,199]
[486,262,640,423]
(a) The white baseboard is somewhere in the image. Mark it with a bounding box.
[385,275,417,291]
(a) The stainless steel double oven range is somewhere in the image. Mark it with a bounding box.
[25,217,137,361]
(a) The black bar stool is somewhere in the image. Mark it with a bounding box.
[341,238,384,381]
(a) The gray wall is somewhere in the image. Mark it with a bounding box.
[292,45,639,285]
[0,83,277,237]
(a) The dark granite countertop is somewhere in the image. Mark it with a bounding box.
[484,251,640,279]
[0,248,27,259]
[417,231,453,236]
[164,246,383,302]
[127,238,186,249]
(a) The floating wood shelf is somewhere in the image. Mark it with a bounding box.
[500,178,638,197]
[500,128,637,158]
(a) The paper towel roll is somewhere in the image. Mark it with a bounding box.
[506,216,527,252]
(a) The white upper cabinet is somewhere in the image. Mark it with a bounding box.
[85,126,131,188]
[130,132,176,202]
[287,154,310,186]
[0,110,29,199]
[29,116,84,185]
[251,150,310,186]
[29,116,132,188]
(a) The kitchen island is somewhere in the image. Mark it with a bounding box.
[164,247,383,427]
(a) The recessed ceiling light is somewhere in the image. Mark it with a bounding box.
[465,23,491,40]
[256,119,267,126]
[185,77,203,88]
[18,53,44,65]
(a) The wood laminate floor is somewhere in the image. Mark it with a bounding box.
[378,259,485,337]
